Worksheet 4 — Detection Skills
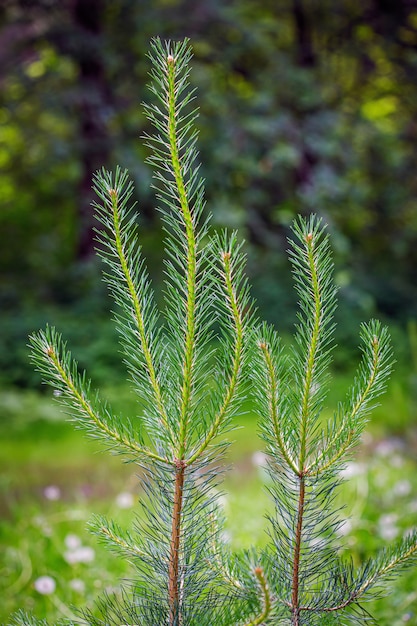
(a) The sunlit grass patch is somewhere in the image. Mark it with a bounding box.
[1,377,417,624]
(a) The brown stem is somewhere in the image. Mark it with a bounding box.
[168,459,186,625]
[291,475,305,626]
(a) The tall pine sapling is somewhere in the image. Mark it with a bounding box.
[23,38,417,626]
[28,37,254,626]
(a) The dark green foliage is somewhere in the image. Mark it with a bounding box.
[3,0,417,374]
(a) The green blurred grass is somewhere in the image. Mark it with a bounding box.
[1,371,417,624]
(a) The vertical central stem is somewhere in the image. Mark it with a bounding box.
[166,53,197,459]
[291,475,305,626]
[169,459,186,625]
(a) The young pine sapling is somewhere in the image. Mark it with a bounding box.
[24,38,417,626]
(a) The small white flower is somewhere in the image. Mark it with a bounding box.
[375,438,403,457]
[380,525,399,541]
[339,462,365,479]
[393,480,411,497]
[390,454,404,468]
[43,485,61,501]
[33,516,52,536]
[252,451,267,467]
[378,513,399,540]
[64,546,95,564]
[65,533,82,550]
[115,491,134,508]
[69,578,85,593]
[379,512,398,526]
[34,575,56,595]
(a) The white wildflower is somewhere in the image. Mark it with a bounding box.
[339,462,365,479]
[69,578,85,593]
[64,546,95,564]
[115,491,134,508]
[378,513,399,540]
[65,533,82,550]
[393,480,411,497]
[252,451,267,467]
[43,485,61,501]
[34,575,56,595]
[375,438,403,457]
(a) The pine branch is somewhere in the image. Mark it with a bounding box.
[351,530,417,604]
[288,215,337,473]
[257,332,298,474]
[93,167,174,447]
[9,613,76,626]
[166,51,198,461]
[307,320,393,476]
[29,327,167,465]
[89,514,146,560]
[144,39,202,462]
[188,234,250,465]
[242,567,272,626]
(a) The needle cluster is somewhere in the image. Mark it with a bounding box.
[24,38,417,626]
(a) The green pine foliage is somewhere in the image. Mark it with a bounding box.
[26,38,417,625]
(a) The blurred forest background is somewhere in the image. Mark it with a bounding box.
[3,1,417,622]
[2,0,417,387]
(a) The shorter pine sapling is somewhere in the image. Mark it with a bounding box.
[250,215,417,624]
[22,38,417,626]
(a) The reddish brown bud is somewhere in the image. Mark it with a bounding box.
[222,251,231,262]
[306,232,313,242]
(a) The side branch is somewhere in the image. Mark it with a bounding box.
[95,524,146,559]
[259,341,298,474]
[243,567,272,626]
[299,537,417,613]
[307,332,383,476]
[331,536,417,612]
[43,343,167,465]
[109,187,173,440]
[188,250,244,464]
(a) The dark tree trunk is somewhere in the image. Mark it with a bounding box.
[71,0,112,259]
[292,0,318,191]
[292,0,316,68]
